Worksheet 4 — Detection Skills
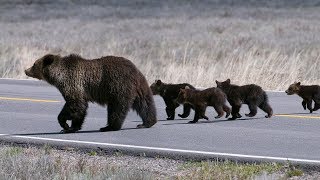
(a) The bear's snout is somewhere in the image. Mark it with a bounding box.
[285,90,293,95]
[25,68,33,77]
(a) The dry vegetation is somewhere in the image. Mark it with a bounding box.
[1,1,320,90]
[1,144,311,180]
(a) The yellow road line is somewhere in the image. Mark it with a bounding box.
[0,96,60,103]
[275,114,320,119]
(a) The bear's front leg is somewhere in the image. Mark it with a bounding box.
[178,104,192,118]
[302,100,307,110]
[58,103,72,133]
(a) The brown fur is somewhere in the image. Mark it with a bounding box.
[216,79,273,120]
[177,87,231,123]
[285,82,320,113]
[150,80,195,120]
[25,54,157,133]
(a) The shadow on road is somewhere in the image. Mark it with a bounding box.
[276,112,317,115]
[131,118,192,122]
[161,117,264,126]
[11,127,139,136]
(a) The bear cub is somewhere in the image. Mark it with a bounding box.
[216,79,273,120]
[285,82,320,113]
[25,54,157,133]
[177,86,231,123]
[150,80,195,120]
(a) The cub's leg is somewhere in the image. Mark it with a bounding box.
[259,101,273,118]
[245,103,258,117]
[306,99,313,113]
[165,101,179,120]
[213,104,225,119]
[189,105,207,123]
[178,104,192,118]
[229,101,241,120]
[302,100,307,110]
[223,104,231,118]
[312,94,320,111]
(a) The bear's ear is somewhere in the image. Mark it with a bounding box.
[296,82,301,86]
[216,80,220,85]
[226,79,231,84]
[156,80,162,85]
[42,54,55,68]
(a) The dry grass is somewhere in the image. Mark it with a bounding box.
[0,145,154,180]
[1,1,320,90]
[0,144,308,180]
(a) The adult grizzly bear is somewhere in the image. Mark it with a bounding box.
[25,54,157,133]
[150,80,195,120]
[176,87,230,123]
[216,79,273,120]
[285,82,320,113]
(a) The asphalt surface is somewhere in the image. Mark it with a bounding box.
[0,78,320,165]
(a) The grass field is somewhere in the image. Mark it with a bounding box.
[1,1,320,90]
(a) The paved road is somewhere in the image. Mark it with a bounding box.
[0,79,320,165]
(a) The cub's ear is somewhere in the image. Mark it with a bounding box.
[215,80,220,85]
[226,79,231,84]
[296,82,301,86]
[156,80,162,85]
[184,86,190,89]
[42,54,55,68]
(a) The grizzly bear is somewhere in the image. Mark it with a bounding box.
[176,87,231,123]
[25,54,157,133]
[150,80,195,120]
[285,82,320,113]
[216,79,273,120]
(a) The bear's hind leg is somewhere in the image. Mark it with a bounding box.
[132,93,157,128]
[312,95,320,111]
[213,105,224,119]
[100,101,130,132]
[245,103,258,117]
[258,101,273,118]
[223,104,231,118]
[306,100,313,113]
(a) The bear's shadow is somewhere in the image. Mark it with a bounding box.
[162,117,264,126]
[132,118,192,122]
[12,127,139,136]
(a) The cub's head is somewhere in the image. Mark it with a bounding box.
[216,79,231,91]
[150,80,164,95]
[177,86,191,104]
[25,54,59,80]
[285,82,301,95]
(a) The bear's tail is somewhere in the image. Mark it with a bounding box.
[259,91,273,118]
[132,87,157,128]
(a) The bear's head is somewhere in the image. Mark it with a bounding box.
[285,82,301,95]
[150,80,164,95]
[176,86,191,104]
[216,79,231,91]
[25,54,59,80]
